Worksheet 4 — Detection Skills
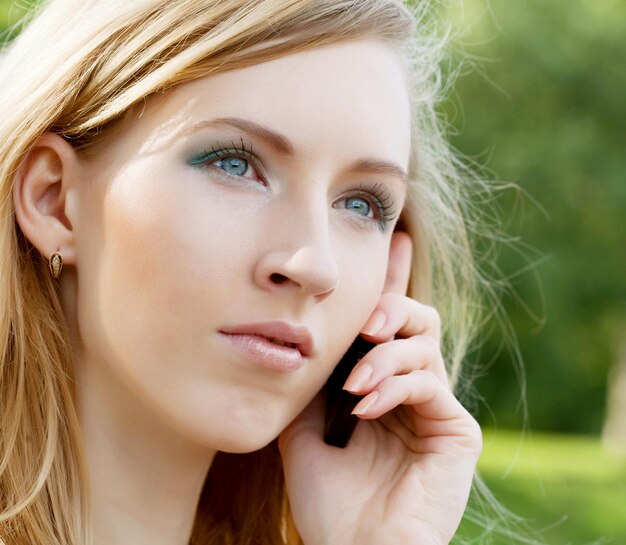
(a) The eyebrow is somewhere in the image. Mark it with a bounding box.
[182,116,408,182]
[183,116,294,155]
[349,158,408,184]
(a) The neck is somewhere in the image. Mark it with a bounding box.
[75,353,216,545]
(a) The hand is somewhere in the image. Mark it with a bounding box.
[278,231,482,545]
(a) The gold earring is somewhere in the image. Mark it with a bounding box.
[49,251,63,279]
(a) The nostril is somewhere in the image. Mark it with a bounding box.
[269,273,289,285]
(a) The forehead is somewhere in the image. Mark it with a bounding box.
[115,39,412,166]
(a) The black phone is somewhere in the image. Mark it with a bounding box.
[323,336,376,448]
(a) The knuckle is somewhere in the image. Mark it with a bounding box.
[460,419,483,453]
[412,337,444,372]
[424,305,441,331]
[419,335,441,355]
[416,368,439,389]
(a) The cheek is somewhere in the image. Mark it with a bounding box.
[334,230,389,323]
[75,166,253,395]
[73,165,277,448]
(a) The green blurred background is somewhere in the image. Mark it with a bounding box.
[440,1,626,543]
[2,0,625,543]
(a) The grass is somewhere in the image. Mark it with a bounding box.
[457,428,626,545]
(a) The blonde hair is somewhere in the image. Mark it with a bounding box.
[0,0,530,544]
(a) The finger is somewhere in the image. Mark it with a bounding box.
[351,371,482,456]
[360,293,441,344]
[352,370,470,425]
[342,336,449,394]
[382,231,412,296]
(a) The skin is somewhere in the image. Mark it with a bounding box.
[13,39,481,545]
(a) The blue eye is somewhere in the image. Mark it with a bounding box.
[188,142,263,184]
[218,157,248,176]
[344,196,372,217]
[334,183,399,232]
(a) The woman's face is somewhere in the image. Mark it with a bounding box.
[70,39,411,452]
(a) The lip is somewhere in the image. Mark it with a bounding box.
[218,321,314,372]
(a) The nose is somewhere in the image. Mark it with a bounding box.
[253,209,339,303]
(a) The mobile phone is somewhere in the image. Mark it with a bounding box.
[323,336,376,448]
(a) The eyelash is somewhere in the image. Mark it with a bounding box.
[188,138,263,180]
[340,182,399,230]
[188,141,399,230]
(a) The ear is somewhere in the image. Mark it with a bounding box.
[381,230,413,295]
[13,133,81,266]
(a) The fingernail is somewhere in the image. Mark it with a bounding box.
[361,310,386,336]
[343,363,373,393]
[351,391,379,416]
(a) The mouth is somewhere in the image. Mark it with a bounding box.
[265,338,297,349]
[219,321,314,358]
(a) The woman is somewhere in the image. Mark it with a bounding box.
[1,1,489,544]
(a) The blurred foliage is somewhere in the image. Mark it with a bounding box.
[459,428,626,544]
[0,0,34,39]
[443,0,626,434]
[1,0,624,435]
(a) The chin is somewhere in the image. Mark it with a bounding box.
[217,437,275,454]
[210,425,283,454]
[188,406,293,454]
